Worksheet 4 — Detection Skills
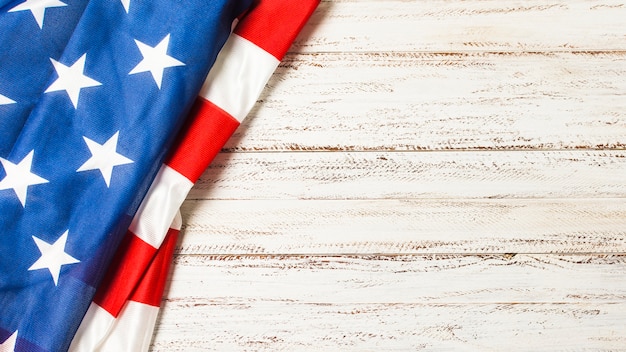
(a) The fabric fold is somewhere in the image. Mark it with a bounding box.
[0,1,252,351]
[69,0,320,350]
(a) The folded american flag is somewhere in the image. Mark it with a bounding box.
[0,0,253,351]
[69,1,320,350]
[0,0,318,351]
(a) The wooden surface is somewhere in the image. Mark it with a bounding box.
[151,1,626,350]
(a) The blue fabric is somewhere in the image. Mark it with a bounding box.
[0,0,90,155]
[0,0,251,351]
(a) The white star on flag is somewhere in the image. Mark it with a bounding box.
[45,54,102,109]
[77,131,133,187]
[8,0,67,29]
[0,150,48,207]
[0,93,15,105]
[0,330,17,352]
[120,0,130,13]
[129,34,185,89]
[29,231,80,286]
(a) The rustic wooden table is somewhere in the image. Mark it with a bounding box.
[151,1,626,350]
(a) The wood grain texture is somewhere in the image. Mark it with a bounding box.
[225,52,626,151]
[292,0,626,52]
[167,254,626,303]
[178,199,626,255]
[190,151,626,200]
[152,255,626,351]
[156,255,626,349]
[150,0,626,350]
[154,302,626,351]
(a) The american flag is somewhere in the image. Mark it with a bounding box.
[70,1,320,350]
[1,0,319,350]
[0,0,252,350]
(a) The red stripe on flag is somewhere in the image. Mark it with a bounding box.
[165,97,240,183]
[129,227,179,307]
[234,0,320,60]
[93,231,158,317]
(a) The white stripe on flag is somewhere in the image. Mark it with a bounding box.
[129,164,190,247]
[71,301,160,352]
[199,34,279,122]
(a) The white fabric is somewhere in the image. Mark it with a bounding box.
[69,303,114,352]
[69,301,159,352]
[129,164,188,247]
[70,211,181,351]
[198,34,279,122]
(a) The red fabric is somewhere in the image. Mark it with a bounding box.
[130,228,179,307]
[92,231,158,317]
[165,97,240,183]
[234,0,320,60]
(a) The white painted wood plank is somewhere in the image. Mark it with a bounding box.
[294,0,626,53]
[225,52,626,151]
[178,199,626,254]
[190,150,626,200]
[152,301,626,351]
[168,254,626,304]
[152,255,626,350]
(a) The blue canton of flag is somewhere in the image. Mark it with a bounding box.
[0,0,252,351]
[0,0,90,156]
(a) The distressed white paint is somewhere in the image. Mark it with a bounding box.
[150,0,626,350]
[189,151,626,200]
[226,52,626,151]
[154,301,626,351]
[292,0,626,52]
[178,199,626,254]
[153,256,626,350]
[167,255,626,304]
